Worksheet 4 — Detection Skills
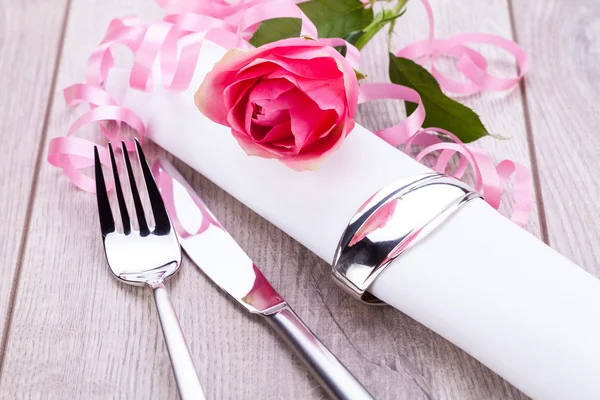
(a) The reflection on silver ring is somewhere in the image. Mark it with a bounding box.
[332,173,482,305]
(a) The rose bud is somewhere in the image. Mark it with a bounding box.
[195,37,359,170]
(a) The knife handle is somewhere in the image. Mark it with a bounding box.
[263,305,374,400]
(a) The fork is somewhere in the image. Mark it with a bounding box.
[94,139,205,400]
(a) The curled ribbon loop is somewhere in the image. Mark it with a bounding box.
[48,137,112,193]
[359,83,425,145]
[86,16,146,87]
[164,13,233,34]
[358,84,532,227]
[154,166,222,239]
[396,0,529,95]
[51,1,328,195]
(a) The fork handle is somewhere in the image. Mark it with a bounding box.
[150,281,206,400]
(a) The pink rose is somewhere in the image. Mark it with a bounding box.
[195,37,359,170]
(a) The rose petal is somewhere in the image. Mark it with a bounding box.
[226,81,293,135]
[275,46,358,117]
[247,78,295,102]
[252,86,341,149]
[304,120,348,155]
[249,123,270,141]
[295,80,346,115]
[195,67,239,126]
[239,55,342,80]
[209,38,330,77]
[251,108,289,127]
[226,90,251,134]
[333,56,359,118]
[223,77,258,109]
[289,103,337,148]
[255,87,312,112]
[281,121,351,171]
[273,46,342,61]
[235,60,280,81]
[245,37,334,61]
[269,136,295,149]
[230,129,280,159]
[291,108,339,148]
[262,70,346,116]
[249,110,290,141]
[244,79,295,134]
[261,120,293,144]
[206,38,344,77]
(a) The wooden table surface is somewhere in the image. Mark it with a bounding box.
[1,0,598,398]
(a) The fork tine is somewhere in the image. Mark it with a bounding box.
[135,138,171,235]
[94,146,115,236]
[108,143,131,235]
[121,141,150,236]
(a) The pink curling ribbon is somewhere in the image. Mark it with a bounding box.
[352,0,532,225]
[48,0,315,189]
[153,162,222,238]
[48,83,146,192]
[397,0,529,95]
[358,84,533,227]
[48,0,532,226]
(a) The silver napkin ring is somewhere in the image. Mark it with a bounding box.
[332,173,482,305]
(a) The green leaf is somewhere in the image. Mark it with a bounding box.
[299,0,374,39]
[388,54,489,143]
[343,30,366,46]
[249,0,373,48]
[249,17,302,48]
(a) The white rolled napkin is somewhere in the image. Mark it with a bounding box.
[106,40,600,400]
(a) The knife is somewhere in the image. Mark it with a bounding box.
[153,158,374,400]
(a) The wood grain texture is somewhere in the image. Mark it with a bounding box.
[4,0,596,398]
[511,0,600,275]
[0,0,68,347]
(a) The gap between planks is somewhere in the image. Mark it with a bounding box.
[506,0,550,244]
[0,0,73,377]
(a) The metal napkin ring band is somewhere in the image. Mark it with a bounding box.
[332,173,482,305]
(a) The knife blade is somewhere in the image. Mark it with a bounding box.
[153,158,374,400]
[152,158,285,314]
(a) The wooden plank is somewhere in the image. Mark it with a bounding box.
[0,0,68,348]
[0,0,537,399]
[511,0,600,275]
